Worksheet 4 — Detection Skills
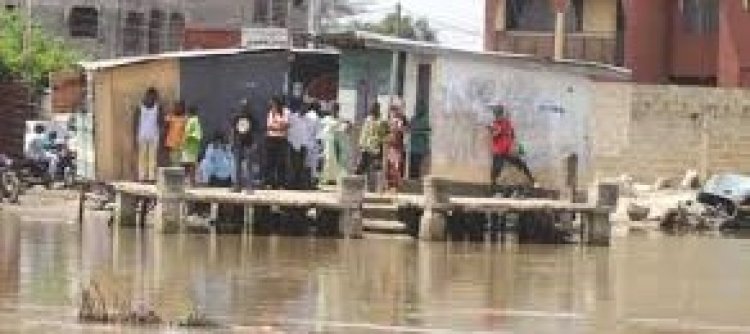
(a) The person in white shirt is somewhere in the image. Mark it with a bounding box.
[25,124,57,178]
[287,107,307,189]
[133,88,163,182]
[304,103,322,184]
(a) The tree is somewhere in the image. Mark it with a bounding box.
[0,9,80,89]
[351,12,438,42]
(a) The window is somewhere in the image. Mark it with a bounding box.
[271,0,288,27]
[505,0,582,32]
[168,12,185,51]
[253,0,269,25]
[293,0,304,8]
[69,6,98,38]
[682,0,718,34]
[148,9,164,54]
[123,11,145,55]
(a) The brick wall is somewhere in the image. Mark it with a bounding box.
[590,82,750,182]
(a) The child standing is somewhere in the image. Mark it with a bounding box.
[164,101,187,166]
[182,106,202,185]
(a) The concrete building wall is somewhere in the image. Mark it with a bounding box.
[718,0,750,87]
[430,53,594,187]
[1,0,308,58]
[624,0,670,83]
[338,50,393,122]
[590,82,750,183]
[582,0,617,32]
[668,2,719,79]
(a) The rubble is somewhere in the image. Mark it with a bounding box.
[611,171,750,234]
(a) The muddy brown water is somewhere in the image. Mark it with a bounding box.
[2,202,750,333]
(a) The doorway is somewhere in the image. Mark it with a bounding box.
[409,63,432,180]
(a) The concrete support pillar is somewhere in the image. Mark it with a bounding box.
[583,181,618,246]
[554,10,566,61]
[338,175,365,238]
[588,209,612,246]
[114,191,137,227]
[591,182,619,209]
[419,176,449,241]
[562,154,579,202]
[155,167,185,233]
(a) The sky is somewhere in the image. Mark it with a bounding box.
[353,0,485,50]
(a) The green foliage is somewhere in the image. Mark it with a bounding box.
[352,13,437,42]
[0,9,80,88]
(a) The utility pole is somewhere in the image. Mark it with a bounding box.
[395,1,402,37]
[389,1,402,97]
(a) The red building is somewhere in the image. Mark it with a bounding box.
[485,0,750,87]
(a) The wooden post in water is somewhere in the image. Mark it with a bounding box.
[419,176,449,241]
[589,209,612,246]
[338,175,365,238]
[155,167,185,233]
[586,182,618,246]
[114,191,137,227]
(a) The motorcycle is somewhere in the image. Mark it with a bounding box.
[0,155,21,204]
[54,144,77,188]
[11,157,54,190]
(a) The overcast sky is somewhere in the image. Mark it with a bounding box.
[356,0,485,50]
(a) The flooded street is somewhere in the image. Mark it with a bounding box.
[2,200,750,333]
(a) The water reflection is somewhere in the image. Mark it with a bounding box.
[1,212,750,333]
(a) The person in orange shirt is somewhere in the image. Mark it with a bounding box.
[163,101,187,166]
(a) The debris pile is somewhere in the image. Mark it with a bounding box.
[78,275,219,328]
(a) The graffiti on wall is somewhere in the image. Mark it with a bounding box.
[433,57,591,185]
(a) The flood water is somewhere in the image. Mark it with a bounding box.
[2,208,750,333]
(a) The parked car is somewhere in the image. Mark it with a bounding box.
[698,174,750,228]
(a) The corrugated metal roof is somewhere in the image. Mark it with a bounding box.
[325,31,631,77]
[79,47,339,71]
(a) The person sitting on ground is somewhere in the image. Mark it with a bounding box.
[25,124,57,178]
[198,133,235,187]
[489,104,535,194]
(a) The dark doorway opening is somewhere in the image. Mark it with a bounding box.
[409,63,431,180]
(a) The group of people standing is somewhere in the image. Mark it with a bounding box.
[263,97,351,190]
[132,88,353,192]
[135,88,202,184]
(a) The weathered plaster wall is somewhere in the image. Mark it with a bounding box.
[590,82,750,183]
[338,50,393,121]
[430,53,593,187]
